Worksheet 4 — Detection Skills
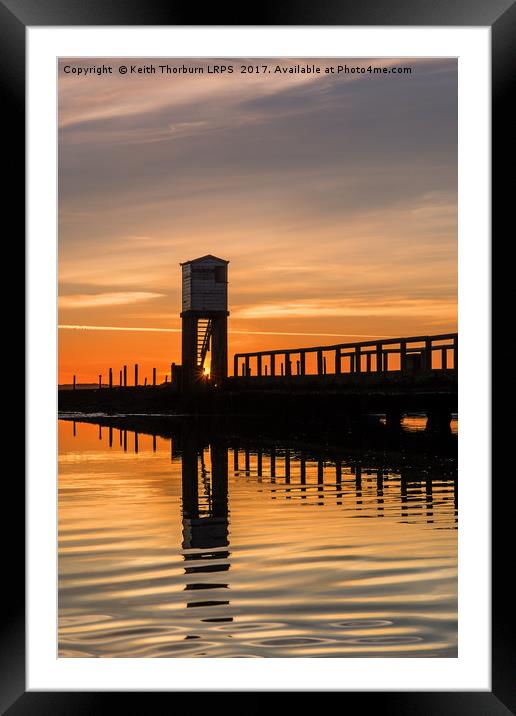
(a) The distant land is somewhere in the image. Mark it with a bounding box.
[59,383,104,391]
[59,382,170,391]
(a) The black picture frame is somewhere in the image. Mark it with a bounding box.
[6,0,514,712]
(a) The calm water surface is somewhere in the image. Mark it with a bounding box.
[58,418,457,658]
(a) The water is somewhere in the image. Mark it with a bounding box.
[58,418,457,658]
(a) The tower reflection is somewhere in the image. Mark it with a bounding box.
[181,435,232,622]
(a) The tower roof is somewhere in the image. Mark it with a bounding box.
[180,254,229,266]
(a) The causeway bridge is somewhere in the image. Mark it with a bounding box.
[59,256,457,434]
[225,332,458,432]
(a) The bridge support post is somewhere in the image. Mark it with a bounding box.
[385,408,403,431]
[424,338,432,371]
[376,344,383,373]
[317,350,323,375]
[335,349,341,374]
[400,340,407,371]
[270,354,276,376]
[257,355,262,376]
[300,351,306,376]
[285,353,291,376]
[426,410,452,435]
[355,346,361,373]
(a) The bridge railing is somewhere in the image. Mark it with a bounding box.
[233,333,457,378]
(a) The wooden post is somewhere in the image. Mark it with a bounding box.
[123,365,127,387]
[383,352,388,371]
[280,362,284,376]
[98,424,102,440]
[300,351,306,376]
[152,435,156,452]
[366,353,371,372]
[400,340,407,372]
[424,338,432,371]
[123,430,127,452]
[134,363,138,386]
[441,347,447,370]
[257,448,262,477]
[153,367,156,386]
[257,354,262,377]
[109,368,113,389]
[300,456,306,484]
[109,427,113,447]
[285,449,290,483]
[264,365,268,376]
[73,374,76,391]
[285,353,291,376]
[453,335,458,371]
[98,374,102,389]
[317,350,323,375]
[144,377,147,386]
[296,360,300,375]
[233,448,239,473]
[335,349,341,375]
[233,355,238,377]
[165,375,168,383]
[355,346,361,374]
[119,370,122,386]
[245,356,250,377]
[376,344,383,373]
[134,432,139,453]
[270,354,276,376]
[323,356,327,375]
[270,447,276,479]
[171,363,174,382]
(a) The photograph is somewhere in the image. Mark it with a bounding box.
[56,56,458,659]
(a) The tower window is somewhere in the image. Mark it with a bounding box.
[214,266,227,283]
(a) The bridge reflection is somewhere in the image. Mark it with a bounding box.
[230,443,457,524]
[68,419,457,624]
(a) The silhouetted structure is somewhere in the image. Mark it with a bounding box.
[181,434,230,615]
[180,255,229,388]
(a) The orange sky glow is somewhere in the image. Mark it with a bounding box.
[58,58,457,384]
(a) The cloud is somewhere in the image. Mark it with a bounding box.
[233,298,457,320]
[58,324,389,339]
[59,292,164,308]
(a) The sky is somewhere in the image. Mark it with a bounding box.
[58,58,457,384]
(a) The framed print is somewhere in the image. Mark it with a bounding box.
[5,0,514,712]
